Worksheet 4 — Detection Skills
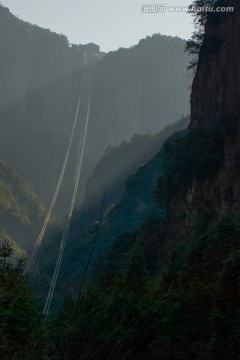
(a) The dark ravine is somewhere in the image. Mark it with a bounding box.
[33,118,189,306]
[75,116,189,229]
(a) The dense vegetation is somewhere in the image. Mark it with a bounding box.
[186,0,228,69]
[0,159,48,251]
[84,116,189,209]
[50,213,240,360]
[34,120,188,307]
[155,125,225,207]
[2,211,240,359]
[68,116,189,244]
[0,240,45,360]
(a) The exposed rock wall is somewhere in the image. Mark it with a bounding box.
[169,0,240,234]
[191,0,240,129]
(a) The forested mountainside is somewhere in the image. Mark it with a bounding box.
[0,4,86,211]
[84,116,189,211]
[0,4,191,213]
[68,116,189,237]
[0,159,49,252]
[86,34,191,155]
[3,1,240,359]
[32,118,189,306]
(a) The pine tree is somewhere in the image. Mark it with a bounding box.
[0,239,46,360]
[185,0,217,70]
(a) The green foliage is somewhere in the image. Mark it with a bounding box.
[185,31,205,70]
[0,228,26,258]
[84,116,189,214]
[0,178,30,224]
[1,209,239,360]
[153,213,240,359]
[0,240,46,360]
[185,0,225,70]
[0,159,48,251]
[37,121,188,306]
[94,216,166,283]
[48,213,240,360]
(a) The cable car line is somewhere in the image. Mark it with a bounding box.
[44,95,92,316]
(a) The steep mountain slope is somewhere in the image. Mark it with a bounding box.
[0,4,86,210]
[86,34,191,156]
[35,118,189,306]
[168,0,240,234]
[0,159,47,252]
[74,116,189,240]
[84,116,189,209]
[0,4,192,214]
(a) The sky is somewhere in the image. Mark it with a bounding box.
[0,0,194,52]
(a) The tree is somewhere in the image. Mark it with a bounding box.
[0,239,46,360]
[185,0,217,70]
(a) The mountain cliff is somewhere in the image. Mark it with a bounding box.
[168,0,240,235]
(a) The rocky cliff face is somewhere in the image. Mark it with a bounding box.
[191,0,239,130]
[169,0,240,233]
